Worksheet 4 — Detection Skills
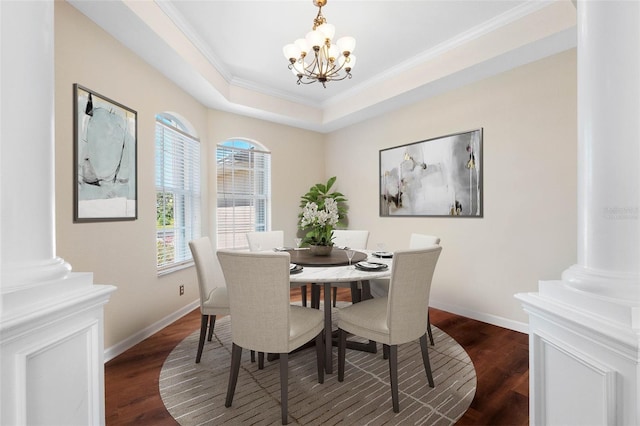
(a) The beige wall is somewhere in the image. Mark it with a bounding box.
[55,1,207,348]
[54,1,325,350]
[55,0,577,350]
[206,109,325,248]
[325,49,578,327]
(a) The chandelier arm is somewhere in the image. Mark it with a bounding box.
[326,57,347,78]
[297,77,323,85]
[303,51,324,78]
[294,57,352,82]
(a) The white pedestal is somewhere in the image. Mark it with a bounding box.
[1,273,116,425]
[517,286,639,425]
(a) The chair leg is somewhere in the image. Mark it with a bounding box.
[349,281,361,303]
[207,315,216,341]
[251,350,255,363]
[419,334,435,387]
[427,311,434,346]
[279,353,289,425]
[258,351,265,370]
[196,314,208,363]
[315,332,324,384]
[338,328,347,382]
[388,344,400,413]
[225,343,243,408]
[301,285,307,307]
[361,280,372,300]
[332,286,337,307]
[383,344,389,360]
[311,284,321,309]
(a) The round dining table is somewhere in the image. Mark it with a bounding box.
[287,248,393,373]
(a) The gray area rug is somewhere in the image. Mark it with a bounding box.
[160,304,476,425]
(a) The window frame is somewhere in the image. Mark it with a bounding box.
[216,139,271,250]
[155,114,201,275]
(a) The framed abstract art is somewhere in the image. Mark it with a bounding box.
[379,129,483,217]
[73,84,137,222]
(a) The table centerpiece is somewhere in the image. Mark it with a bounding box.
[298,176,348,256]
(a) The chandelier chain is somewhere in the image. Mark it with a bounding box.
[313,5,326,29]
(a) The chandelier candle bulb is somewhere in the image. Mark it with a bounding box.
[337,36,356,55]
[283,44,301,62]
[283,0,356,88]
[306,30,324,49]
[295,38,309,55]
[318,23,335,39]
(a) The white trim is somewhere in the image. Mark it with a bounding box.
[157,260,194,277]
[325,0,555,107]
[155,0,232,83]
[103,300,199,362]
[430,298,529,334]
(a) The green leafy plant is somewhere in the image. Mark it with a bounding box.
[298,176,348,246]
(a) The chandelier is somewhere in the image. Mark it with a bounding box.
[282,0,356,88]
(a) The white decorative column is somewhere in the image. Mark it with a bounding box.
[516,1,639,426]
[1,2,116,425]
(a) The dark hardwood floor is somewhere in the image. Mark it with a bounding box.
[105,288,529,425]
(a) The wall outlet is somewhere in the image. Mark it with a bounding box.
[179,284,184,296]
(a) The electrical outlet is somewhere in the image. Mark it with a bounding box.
[179,284,184,296]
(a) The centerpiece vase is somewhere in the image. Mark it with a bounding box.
[309,245,333,256]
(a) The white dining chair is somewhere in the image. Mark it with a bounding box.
[217,250,325,425]
[369,233,440,345]
[246,230,309,308]
[189,237,230,364]
[330,229,369,306]
[246,230,284,252]
[337,246,442,413]
[409,233,441,249]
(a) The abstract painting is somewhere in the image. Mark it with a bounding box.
[380,129,482,217]
[73,84,137,222]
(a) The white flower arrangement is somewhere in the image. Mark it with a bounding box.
[300,198,339,246]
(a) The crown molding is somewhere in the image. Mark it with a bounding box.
[154,0,233,84]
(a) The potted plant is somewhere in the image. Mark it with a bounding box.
[298,176,348,255]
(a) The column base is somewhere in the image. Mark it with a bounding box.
[1,256,72,293]
[562,264,640,303]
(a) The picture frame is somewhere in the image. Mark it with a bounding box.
[73,84,137,222]
[379,128,483,217]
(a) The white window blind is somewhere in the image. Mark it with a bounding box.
[216,141,271,250]
[155,117,201,273]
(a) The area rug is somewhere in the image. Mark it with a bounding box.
[160,304,476,425]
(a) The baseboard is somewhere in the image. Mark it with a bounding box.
[104,300,199,363]
[430,299,530,334]
[104,298,528,362]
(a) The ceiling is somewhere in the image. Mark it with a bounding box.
[67,0,577,133]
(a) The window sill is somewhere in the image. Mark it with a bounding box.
[158,261,194,277]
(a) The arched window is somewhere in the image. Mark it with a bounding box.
[216,139,271,249]
[155,113,201,273]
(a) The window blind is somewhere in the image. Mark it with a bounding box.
[155,119,201,272]
[216,142,271,250]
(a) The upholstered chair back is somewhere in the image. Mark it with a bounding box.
[408,233,441,249]
[246,230,284,251]
[386,247,442,345]
[217,250,292,353]
[332,230,369,249]
[189,237,229,314]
